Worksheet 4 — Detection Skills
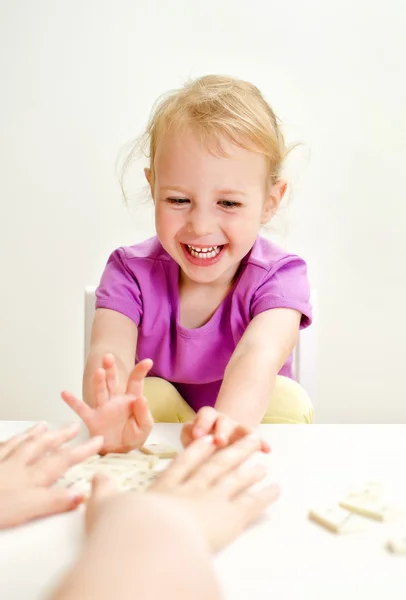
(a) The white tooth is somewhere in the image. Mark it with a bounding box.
[189,247,221,259]
[188,245,218,252]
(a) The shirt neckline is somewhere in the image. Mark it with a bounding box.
[169,260,246,339]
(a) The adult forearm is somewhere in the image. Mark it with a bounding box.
[215,350,279,426]
[50,495,221,600]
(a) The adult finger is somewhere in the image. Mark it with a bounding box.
[61,391,93,422]
[235,483,281,528]
[93,368,109,406]
[85,474,120,535]
[14,423,81,464]
[150,435,216,491]
[192,407,218,439]
[90,472,117,501]
[33,435,104,485]
[131,396,154,434]
[186,434,263,490]
[126,359,153,397]
[0,422,48,461]
[102,354,119,397]
[0,488,84,529]
[214,463,267,499]
[86,473,117,513]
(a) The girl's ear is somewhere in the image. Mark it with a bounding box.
[144,168,155,200]
[261,180,287,224]
[144,167,152,185]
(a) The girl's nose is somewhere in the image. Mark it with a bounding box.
[187,207,216,237]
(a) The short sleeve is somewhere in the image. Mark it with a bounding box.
[95,248,143,326]
[250,257,312,329]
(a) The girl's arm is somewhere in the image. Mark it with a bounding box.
[215,308,301,425]
[83,308,138,407]
[61,308,152,454]
[181,308,302,447]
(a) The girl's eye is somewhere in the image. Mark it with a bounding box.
[166,197,190,205]
[219,200,241,208]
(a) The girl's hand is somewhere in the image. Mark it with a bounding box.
[61,358,154,454]
[0,422,103,529]
[180,407,270,453]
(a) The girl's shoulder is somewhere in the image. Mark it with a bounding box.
[243,236,306,275]
[238,237,312,327]
[119,236,171,264]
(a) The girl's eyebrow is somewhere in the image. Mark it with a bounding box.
[161,185,190,195]
[218,188,247,197]
[160,186,247,197]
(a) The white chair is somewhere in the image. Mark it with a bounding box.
[85,286,318,405]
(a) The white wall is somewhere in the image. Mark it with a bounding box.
[0,0,405,423]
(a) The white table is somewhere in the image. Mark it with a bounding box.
[0,422,405,600]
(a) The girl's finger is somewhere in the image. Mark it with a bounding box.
[227,425,271,454]
[102,354,119,396]
[93,368,109,406]
[61,391,93,422]
[126,359,153,397]
[212,416,246,447]
[150,435,216,490]
[0,422,48,461]
[131,396,154,434]
[192,407,218,439]
[180,422,194,448]
[15,423,81,464]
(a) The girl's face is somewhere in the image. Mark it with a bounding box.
[147,129,285,287]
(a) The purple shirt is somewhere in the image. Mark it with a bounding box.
[96,236,312,412]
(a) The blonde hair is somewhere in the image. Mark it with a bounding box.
[121,75,288,196]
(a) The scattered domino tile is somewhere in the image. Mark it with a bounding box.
[80,455,101,465]
[100,452,159,468]
[344,480,384,501]
[387,534,406,555]
[140,442,178,459]
[339,497,403,522]
[121,472,159,492]
[308,506,368,534]
[337,479,404,522]
[55,449,162,497]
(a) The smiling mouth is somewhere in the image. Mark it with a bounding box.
[185,244,224,259]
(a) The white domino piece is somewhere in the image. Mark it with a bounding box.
[120,471,159,492]
[344,480,384,500]
[69,478,92,497]
[140,442,178,459]
[308,506,368,534]
[339,481,403,522]
[54,448,163,497]
[339,497,403,522]
[387,534,406,555]
[100,452,159,468]
[81,455,101,465]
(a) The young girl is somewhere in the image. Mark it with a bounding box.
[62,75,313,454]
